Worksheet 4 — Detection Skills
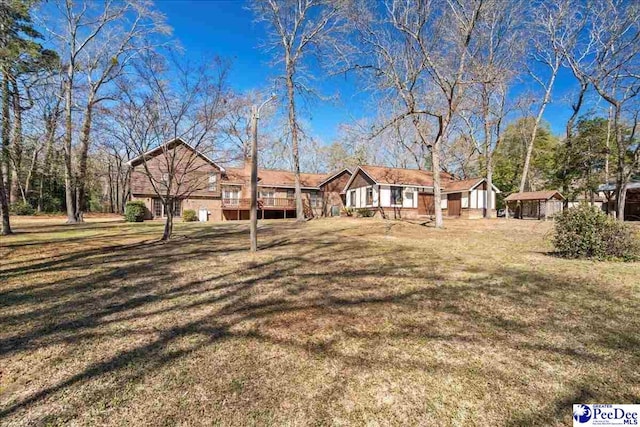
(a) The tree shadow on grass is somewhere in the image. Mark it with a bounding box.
[0,220,639,425]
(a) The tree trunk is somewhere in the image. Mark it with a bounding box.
[74,100,95,222]
[431,115,444,228]
[519,69,558,193]
[431,142,443,228]
[286,68,304,222]
[613,106,626,221]
[561,81,587,207]
[0,151,11,235]
[23,147,39,202]
[38,107,58,212]
[1,72,11,206]
[162,203,173,241]
[482,89,493,219]
[10,78,23,203]
[63,71,77,223]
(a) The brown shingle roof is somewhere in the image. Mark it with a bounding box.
[359,165,455,187]
[223,167,327,188]
[504,190,565,201]
[257,169,326,188]
[443,178,484,192]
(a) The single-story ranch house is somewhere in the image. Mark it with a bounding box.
[128,139,500,221]
[343,165,500,219]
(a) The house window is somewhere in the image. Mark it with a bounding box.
[223,188,240,205]
[161,173,169,188]
[366,187,373,206]
[260,190,275,206]
[170,199,182,217]
[391,186,403,205]
[310,191,320,208]
[405,189,413,201]
[349,190,356,207]
[208,173,217,191]
[152,198,162,218]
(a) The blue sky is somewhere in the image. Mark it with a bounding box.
[156,0,368,144]
[157,0,593,143]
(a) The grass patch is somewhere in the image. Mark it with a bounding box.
[1,216,639,425]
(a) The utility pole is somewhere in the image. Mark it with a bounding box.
[250,94,276,252]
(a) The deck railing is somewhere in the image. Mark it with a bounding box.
[222,197,299,209]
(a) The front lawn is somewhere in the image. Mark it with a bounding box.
[1,217,638,425]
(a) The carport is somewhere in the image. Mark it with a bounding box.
[504,190,565,220]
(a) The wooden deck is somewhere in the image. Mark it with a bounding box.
[222,198,296,210]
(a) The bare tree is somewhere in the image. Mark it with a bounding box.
[112,52,230,240]
[465,0,524,217]
[518,1,578,193]
[353,0,485,228]
[42,0,169,223]
[562,0,640,220]
[250,0,348,221]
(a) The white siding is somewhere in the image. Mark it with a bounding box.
[441,194,448,209]
[403,188,417,208]
[461,192,469,208]
[476,189,486,209]
[469,188,496,209]
[380,185,391,206]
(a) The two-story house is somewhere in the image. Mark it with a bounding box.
[128,138,352,221]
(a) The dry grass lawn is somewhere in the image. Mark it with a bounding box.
[0,216,639,426]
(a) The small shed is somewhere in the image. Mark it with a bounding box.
[504,190,565,220]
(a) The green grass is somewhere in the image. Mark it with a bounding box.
[1,216,639,426]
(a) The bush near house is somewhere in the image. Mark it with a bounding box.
[124,201,146,222]
[182,209,198,222]
[356,208,375,218]
[341,207,353,217]
[9,201,36,216]
[553,204,639,261]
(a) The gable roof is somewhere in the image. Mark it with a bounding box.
[504,190,565,201]
[443,177,501,194]
[128,138,225,172]
[344,165,458,190]
[351,165,455,187]
[318,168,352,188]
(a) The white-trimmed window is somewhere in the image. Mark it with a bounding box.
[223,188,240,205]
[366,187,373,206]
[260,190,275,206]
[349,190,356,207]
[391,186,403,205]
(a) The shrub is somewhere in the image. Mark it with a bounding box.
[182,209,198,222]
[356,208,375,218]
[342,207,354,217]
[9,201,35,215]
[124,201,146,222]
[553,204,639,261]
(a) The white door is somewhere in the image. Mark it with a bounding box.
[198,208,208,222]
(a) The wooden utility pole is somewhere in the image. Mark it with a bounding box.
[249,95,275,252]
[250,105,258,252]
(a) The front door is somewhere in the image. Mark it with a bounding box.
[418,193,434,215]
[448,192,462,216]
